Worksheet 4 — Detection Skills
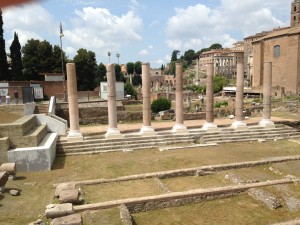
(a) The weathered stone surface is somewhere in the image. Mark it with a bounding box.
[0,163,16,175]
[9,189,20,196]
[55,183,76,197]
[50,214,82,225]
[0,172,9,186]
[59,190,79,204]
[120,204,134,225]
[45,203,74,219]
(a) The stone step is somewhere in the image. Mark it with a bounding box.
[0,115,36,138]
[57,139,194,154]
[56,124,300,155]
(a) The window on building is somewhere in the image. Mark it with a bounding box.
[274,45,280,58]
[294,6,297,12]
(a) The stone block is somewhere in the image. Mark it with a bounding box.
[0,137,10,152]
[0,171,9,186]
[50,214,82,225]
[55,183,76,198]
[45,203,74,219]
[59,190,79,204]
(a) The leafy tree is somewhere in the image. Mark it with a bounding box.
[213,75,228,93]
[124,80,137,99]
[52,45,67,73]
[134,61,142,75]
[183,49,196,66]
[115,64,125,82]
[10,32,23,80]
[171,50,180,62]
[96,63,107,83]
[0,10,8,80]
[151,98,171,113]
[132,74,142,86]
[160,64,165,72]
[169,61,176,76]
[22,39,41,80]
[73,48,97,91]
[209,43,222,50]
[126,62,134,75]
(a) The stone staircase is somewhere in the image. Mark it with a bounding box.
[56,124,300,156]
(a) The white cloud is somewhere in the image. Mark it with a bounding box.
[3,3,57,47]
[138,49,149,56]
[165,0,287,52]
[65,7,143,57]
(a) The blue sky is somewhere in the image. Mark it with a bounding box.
[3,0,291,68]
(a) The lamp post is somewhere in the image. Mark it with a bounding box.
[116,53,120,65]
[107,52,111,64]
[59,22,67,101]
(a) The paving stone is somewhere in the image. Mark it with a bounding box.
[50,214,82,225]
[55,183,76,198]
[9,189,20,196]
[59,189,80,204]
[45,203,74,219]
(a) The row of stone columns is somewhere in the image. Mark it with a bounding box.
[65,61,274,141]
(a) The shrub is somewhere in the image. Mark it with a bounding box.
[214,101,228,108]
[151,98,171,113]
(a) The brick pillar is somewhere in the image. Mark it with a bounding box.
[203,61,218,131]
[66,63,83,141]
[172,62,188,134]
[259,62,275,128]
[140,63,156,136]
[232,55,247,130]
[105,64,123,139]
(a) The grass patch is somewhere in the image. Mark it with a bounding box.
[132,194,300,225]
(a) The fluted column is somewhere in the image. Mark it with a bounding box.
[140,63,155,136]
[105,64,122,139]
[259,62,275,128]
[203,61,218,131]
[232,55,247,130]
[172,62,188,134]
[66,63,83,141]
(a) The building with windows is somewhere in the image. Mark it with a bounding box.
[249,0,300,95]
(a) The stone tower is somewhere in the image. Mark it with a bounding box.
[291,0,300,27]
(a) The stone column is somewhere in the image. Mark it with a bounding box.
[203,61,218,131]
[66,63,83,141]
[259,62,275,128]
[172,62,188,134]
[232,55,247,130]
[105,64,123,139]
[140,63,155,136]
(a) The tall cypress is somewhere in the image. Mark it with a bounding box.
[0,9,8,80]
[10,32,23,81]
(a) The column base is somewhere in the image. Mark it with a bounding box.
[202,122,218,132]
[67,130,83,142]
[105,128,123,139]
[231,120,248,130]
[259,119,275,128]
[172,124,189,134]
[140,126,156,136]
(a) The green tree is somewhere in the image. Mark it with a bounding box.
[213,75,228,93]
[96,63,107,83]
[22,39,41,80]
[132,74,142,86]
[134,61,142,75]
[73,48,97,91]
[115,64,125,82]
[124,80,137,99]
[151,98,171,113]
[209,43,222,50]
[183,49,196,66]
[126,62,134,75]
[9,32,23,81]
[52,45,67,73]
[0,10,8,80]
[171,50,180,62]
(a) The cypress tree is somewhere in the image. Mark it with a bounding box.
[0,9,8,80]
[10,32,23,81]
